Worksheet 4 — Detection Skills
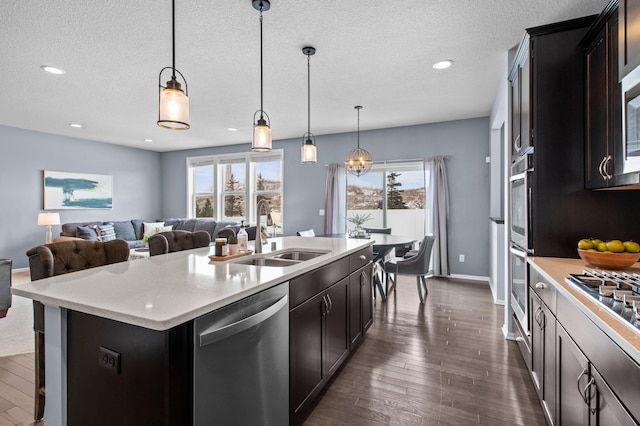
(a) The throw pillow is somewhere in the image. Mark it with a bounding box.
[143,222,165,236]
[76,226,100,241]
[95,224,116,242]
[154,225,173,233]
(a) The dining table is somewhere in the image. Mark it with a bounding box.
[322,233,418,300]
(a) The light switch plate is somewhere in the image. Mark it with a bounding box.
[319,209,325,216]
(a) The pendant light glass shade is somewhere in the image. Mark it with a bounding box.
[252,0,272,152]
[158,71,189,129]
[301,134,317,164]
[252,112,272,152]
[157,0,190,130]
[345,106,372,176]
[301,46,317,164]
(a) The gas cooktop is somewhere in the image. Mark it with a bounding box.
[566,270,640,333]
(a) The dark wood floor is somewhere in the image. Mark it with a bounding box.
[304,276,546,426]
[0,275,545,425]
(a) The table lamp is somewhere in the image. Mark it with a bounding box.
[38,212,61,244]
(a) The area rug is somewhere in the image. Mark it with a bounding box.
[0,291,34,356]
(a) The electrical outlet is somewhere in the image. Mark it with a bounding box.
[319,209,325,216]
[99,346,121,374]
[459,254,465,262]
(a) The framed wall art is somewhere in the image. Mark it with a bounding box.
[43,170,113,209]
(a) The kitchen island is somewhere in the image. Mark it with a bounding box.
[12,236,374,425]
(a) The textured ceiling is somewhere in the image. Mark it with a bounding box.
[1,0,609,152]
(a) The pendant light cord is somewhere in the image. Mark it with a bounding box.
[171,0,176,80]
[307,54,311,136]
[259,4,264,119]
[357,107,360,149]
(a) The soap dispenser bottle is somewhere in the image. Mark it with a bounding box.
[237,220,248,252]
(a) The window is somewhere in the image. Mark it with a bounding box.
[346,162,425,236]
[187,150,283,231]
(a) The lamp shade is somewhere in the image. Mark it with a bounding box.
[158,78,190,130]
[252,114,272,151]
[37,212,60,226]
[301,138,317,164]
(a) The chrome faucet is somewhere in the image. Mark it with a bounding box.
[255,199,271,254]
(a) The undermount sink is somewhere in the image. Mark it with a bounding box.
[232,257,300,267]
[272,250,329,261]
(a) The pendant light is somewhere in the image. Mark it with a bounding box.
[157,0,190,130]
[252,0,272,152]
[345,106,372,176]
[301,46,317,164]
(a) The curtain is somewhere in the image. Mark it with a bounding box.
[425,157,450,276]
[324,164,346,235]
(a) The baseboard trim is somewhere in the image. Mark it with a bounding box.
[448,274,489,283]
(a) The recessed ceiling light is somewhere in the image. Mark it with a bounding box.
[41,65,66,75]
[433,60,453,70]
[68,123,83,128]
[144,138,153,143]
[227,127,238,132]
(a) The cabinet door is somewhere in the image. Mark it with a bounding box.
[585,28,610,189]
[520,55,531,153]
[325,278,350,378]
[541,304,556,425]
[348,269,363,349]
[290,292,325,418]
[556,323,590,426]
[530,292,543,395]
[590,367,637,425]
[510,69,521,161]
[619,0,640,79]
[361,263,373,333]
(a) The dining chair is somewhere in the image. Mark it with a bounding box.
[365,228,393,298]
[296,229,315,237]
[26,239,130,420]
[384,235,435,303]
[148,230,211,256]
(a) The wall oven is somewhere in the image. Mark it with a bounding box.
[509,152,533,333]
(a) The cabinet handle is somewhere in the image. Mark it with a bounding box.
[321,295,328,315]
[514,135,522,152]
[534,306,543,327]
[582,377,595,407]
[361,271,368,287]
[598,156,607,180]
[359,255,367,261]
[576,367,588,399]
[604,155,613,180]
[326,294,333,313]
[534,282,546,290]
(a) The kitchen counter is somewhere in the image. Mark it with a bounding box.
[528,256,640,364]
[12,236,373,330]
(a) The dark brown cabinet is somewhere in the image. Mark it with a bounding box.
[584,8,620,188]
[349,263,373,350]
[530,292,556,425]
[289,248,373,424]
[290,278,349,422]
[619,0,640,78]
[510,41,531,162]
[556,324,636,425]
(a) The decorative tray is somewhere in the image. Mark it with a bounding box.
[208,250,254,261]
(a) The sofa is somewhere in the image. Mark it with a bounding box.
[57,218,257,249]
[0,259,11,319]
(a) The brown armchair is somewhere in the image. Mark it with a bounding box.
[0,259,11,318]
[26,239,129,420]
[148,230,211,256]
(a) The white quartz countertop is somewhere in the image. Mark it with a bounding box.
[12,236,373,331]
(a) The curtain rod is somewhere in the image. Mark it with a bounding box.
[325,156,450,167]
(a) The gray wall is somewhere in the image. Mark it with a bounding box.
[0,125,161,269]
[160,117,491,277]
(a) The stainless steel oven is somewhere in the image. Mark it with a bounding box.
[509,152,533,334]
[509,152,533,252]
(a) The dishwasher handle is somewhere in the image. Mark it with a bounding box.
[199,294,288,347]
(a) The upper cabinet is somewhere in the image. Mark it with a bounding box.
[510,38,531,162]
[583,0,640,188]
[619,0,640,79]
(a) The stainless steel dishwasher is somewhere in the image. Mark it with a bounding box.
[193,282,289,425]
